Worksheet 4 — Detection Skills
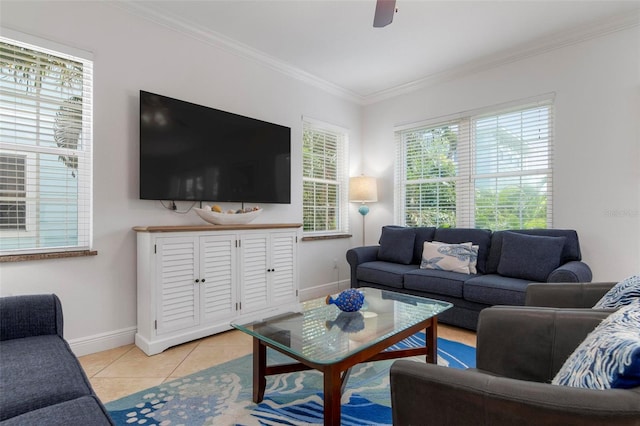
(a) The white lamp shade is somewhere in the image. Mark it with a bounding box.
[349,176,378,203]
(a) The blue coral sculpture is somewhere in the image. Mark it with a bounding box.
[326,289,365,312]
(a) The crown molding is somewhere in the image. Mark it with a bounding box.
[112,1,366,105]
[363,10,640,105]
[113,2,638,107]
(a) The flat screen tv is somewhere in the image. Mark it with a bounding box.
[139,91,291,204]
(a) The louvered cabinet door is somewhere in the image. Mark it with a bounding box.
[200,235,236,324]
[269,231,298,305]
[238,233,269,313]
[155,237,200,335]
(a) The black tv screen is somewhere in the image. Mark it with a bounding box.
[139,91,291,203]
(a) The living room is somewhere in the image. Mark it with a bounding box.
[1,1,639,424]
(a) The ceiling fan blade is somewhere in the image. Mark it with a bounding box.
[373,0,396,28]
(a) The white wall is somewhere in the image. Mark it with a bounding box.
[0,1,362,354]
[362,26,640,282]
[1,2,638,356]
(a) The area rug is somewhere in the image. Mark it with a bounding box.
[105,334,475,426]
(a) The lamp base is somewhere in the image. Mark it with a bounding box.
[358,204,370,216]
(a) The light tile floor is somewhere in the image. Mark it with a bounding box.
[79,324,476,404]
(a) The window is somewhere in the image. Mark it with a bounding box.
[0,33,93,255]
[0,154,26,230]
[302,119,348,235]
[396,97,553,230]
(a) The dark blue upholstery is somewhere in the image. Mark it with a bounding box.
[347,226,592,330]
[0,294,114,425]
[486,229,583,274]
[357,261,418,289]
[497,232,566,282]
[464,274,531,305]
[377,226,416,264]
[404,269,468,298]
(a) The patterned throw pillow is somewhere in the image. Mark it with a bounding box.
[420,241,477,274]
[593,275,640,309]
[552,301,640,389]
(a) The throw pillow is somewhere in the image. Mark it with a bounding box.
[497,232,566,282]
[593,275,640,309]
[552,301,640,389]
[420,241,475,274]
[377,227,415,265]
[469,244,479,274]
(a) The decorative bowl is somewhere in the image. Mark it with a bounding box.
[194,208,262,225]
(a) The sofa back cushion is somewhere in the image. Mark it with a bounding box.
[497,232,566,282]
[412,227,436,263]
[377,226,416,264]
[433,228,492,274]
[486,229,582,274]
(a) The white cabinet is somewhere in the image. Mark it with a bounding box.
[134,224,301,355]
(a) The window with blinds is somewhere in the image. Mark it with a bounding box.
[396,98,553,230]
[0,34,93,255]
[302,120,348,234]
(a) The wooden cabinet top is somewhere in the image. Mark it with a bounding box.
[133,223,303,233]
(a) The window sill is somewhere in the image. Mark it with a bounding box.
[301,233,352,242]
[0,250,98,263]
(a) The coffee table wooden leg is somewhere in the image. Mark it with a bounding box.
[323,365,342,426]
[253,338,267,403]
[426,317,438,364]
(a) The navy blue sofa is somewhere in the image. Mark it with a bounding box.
[0,294,114,425]
[346,227,592,330]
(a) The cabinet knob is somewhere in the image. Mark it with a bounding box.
[201,278,206,283]
[195,279,200,283]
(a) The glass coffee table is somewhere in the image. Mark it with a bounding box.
[231,287,452,426]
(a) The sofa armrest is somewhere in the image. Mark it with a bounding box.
[0,294,63,341]
[525,282,616,308]
[390,360,640,426]
[346,246,379,288]
[476,306,609,382]
[547,260,593,282]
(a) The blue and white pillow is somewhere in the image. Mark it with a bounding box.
[593,275,640,309]
[552,301,640,389]
[420,241,477,274]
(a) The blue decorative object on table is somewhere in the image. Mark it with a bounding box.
[326,289,365,312]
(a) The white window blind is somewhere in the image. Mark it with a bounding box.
[396,98,553,230]
[0,34,93,255]
[302,119,348,234]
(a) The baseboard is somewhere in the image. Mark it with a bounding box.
[299,279,351,301]
[68,281,351,357]
[67,326,137,357]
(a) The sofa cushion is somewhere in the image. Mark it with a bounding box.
[433,228,491,274]
[486,229,582,274]
[420,241,475,274]
[404,269,469,298]
[497,232,566,282]
[464,274,530,305]
[593,275,640,309]
[0,396,113,426]
[357,261,419,289]
[412,227,437,264]
[378,226,416,265]
[0,335,94,421]
[552,301,640,389]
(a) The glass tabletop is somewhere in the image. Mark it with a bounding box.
[231,287,452,364]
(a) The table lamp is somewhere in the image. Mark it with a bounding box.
[349,175,378,246]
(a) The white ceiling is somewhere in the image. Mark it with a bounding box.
[125,0,640,103]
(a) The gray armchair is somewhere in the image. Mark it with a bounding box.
[525,281,616,308]
[390,305,640,425]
